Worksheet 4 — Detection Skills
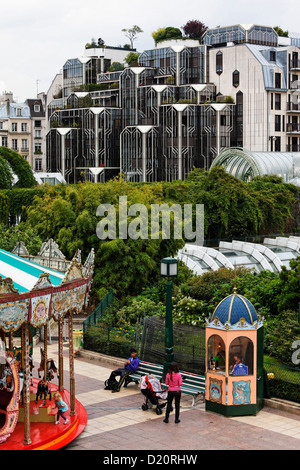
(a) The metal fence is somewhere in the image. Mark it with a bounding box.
[264,361,300,403]
[83,289,113,334]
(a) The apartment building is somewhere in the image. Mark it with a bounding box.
[46,25,300,184]
[0,92,46,172]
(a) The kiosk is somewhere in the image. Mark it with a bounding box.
[205,288,264,417]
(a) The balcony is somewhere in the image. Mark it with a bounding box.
[290,59,300,70]
[286,144,300,152]
[286,123,300,133]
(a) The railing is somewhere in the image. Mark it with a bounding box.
[286,102,300,112]
[286,144,300,152]
[286,123,300,133]
[290,59,300,69]
[83,289,113,333]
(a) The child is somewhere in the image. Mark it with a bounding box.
[53,392,69,425]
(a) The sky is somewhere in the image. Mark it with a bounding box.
[1,0,300,101]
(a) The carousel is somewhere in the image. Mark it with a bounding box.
[0,242,94,449]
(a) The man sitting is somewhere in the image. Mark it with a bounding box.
[105,348,139,393]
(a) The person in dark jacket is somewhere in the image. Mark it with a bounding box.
[105,349,139,393]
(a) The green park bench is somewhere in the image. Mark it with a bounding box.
[124,360,206,406]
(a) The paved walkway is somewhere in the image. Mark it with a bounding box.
[32,341,300,451]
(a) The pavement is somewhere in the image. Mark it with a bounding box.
[31,339,300,452]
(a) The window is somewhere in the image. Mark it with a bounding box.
[275,115,281,132]
[35,158,42,171]
[35,120,42,128]
[1,137,8,147]
[207,335,226,374]
[275,93,281,110]
[21,122,27,132]
[229,337,253,376]
[275,136,281,151]
[0,122,3,130]
[35,130,41,138]
[232,70,240,87]
[12,139,18,150]
[270,93,273,110]
[34,104,40,112]
[12,122,17,132]
[16,108,22,117]
[275,73,281,89]
[270,50,276,61]
[34,143,42,153]
[21,139,28,150]
[216,51,223,75]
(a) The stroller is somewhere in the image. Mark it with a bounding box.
[139,375,168,415]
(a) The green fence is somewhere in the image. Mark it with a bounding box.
[264,361,300,403]
[83,323,141,359]
[83,289,113,334]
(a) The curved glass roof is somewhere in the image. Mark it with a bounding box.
[178,236,299,276]
[211,148,300,182]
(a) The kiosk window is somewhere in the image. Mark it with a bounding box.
[229,336,253,375]
[207,335,226,373]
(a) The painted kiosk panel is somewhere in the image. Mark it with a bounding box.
[205,289,264,417]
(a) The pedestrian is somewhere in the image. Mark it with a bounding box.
[163,362,182,424]
[105,348,139,393]
[53,392,69,425]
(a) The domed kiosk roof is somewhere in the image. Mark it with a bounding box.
[211,293,258,326]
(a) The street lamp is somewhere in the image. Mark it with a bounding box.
[160,257,178,379]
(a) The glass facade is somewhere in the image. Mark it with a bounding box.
[203,24,278,47]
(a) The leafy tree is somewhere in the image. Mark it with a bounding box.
[273,26,289,37]
[107,62,125,72]
[277,257,300,312]
[125,52,140,66]
[152,26,182,44]
[122,25,143,49]
[182,20,208,39]
[0,147,36,188]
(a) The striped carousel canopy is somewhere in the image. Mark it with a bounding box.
[0,248,65,293]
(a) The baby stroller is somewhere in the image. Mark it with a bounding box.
[139,375,168,415]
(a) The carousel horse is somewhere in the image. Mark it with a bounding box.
[38,348,58,381]
[35,379,52,406]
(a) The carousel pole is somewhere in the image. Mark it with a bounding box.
[68,310,75,416]
[22,323,31,446]
[8,331,13,350]
[44,323,47,380]
[58,317,64,391]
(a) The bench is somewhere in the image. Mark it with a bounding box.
[124,360,205,406]
[124,361,164,387]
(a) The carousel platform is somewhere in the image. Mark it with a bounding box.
[0,378,87,450]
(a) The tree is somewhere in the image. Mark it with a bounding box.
[152,26,182,45]
[273,26,289,37]
[125,52,140,66]
[122,25,143,49]
[182,20,208,40]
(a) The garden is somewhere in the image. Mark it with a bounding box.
[0,160,299,400]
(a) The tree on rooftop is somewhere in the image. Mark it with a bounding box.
[182,19,208,40]
[122,25,143,49]
[273,26,289,37]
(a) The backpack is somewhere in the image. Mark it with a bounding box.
[104,378,117,390]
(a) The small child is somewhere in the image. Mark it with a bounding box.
[53,392,69,425]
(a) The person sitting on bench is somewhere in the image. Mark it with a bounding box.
[105,349,139,393]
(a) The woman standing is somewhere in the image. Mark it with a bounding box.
[164,362,182,424]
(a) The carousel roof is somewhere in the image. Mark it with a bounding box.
[0,248,65,293]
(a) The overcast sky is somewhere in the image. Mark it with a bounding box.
[1,0,300,101]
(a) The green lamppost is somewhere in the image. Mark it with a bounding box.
[160,257,178,379]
